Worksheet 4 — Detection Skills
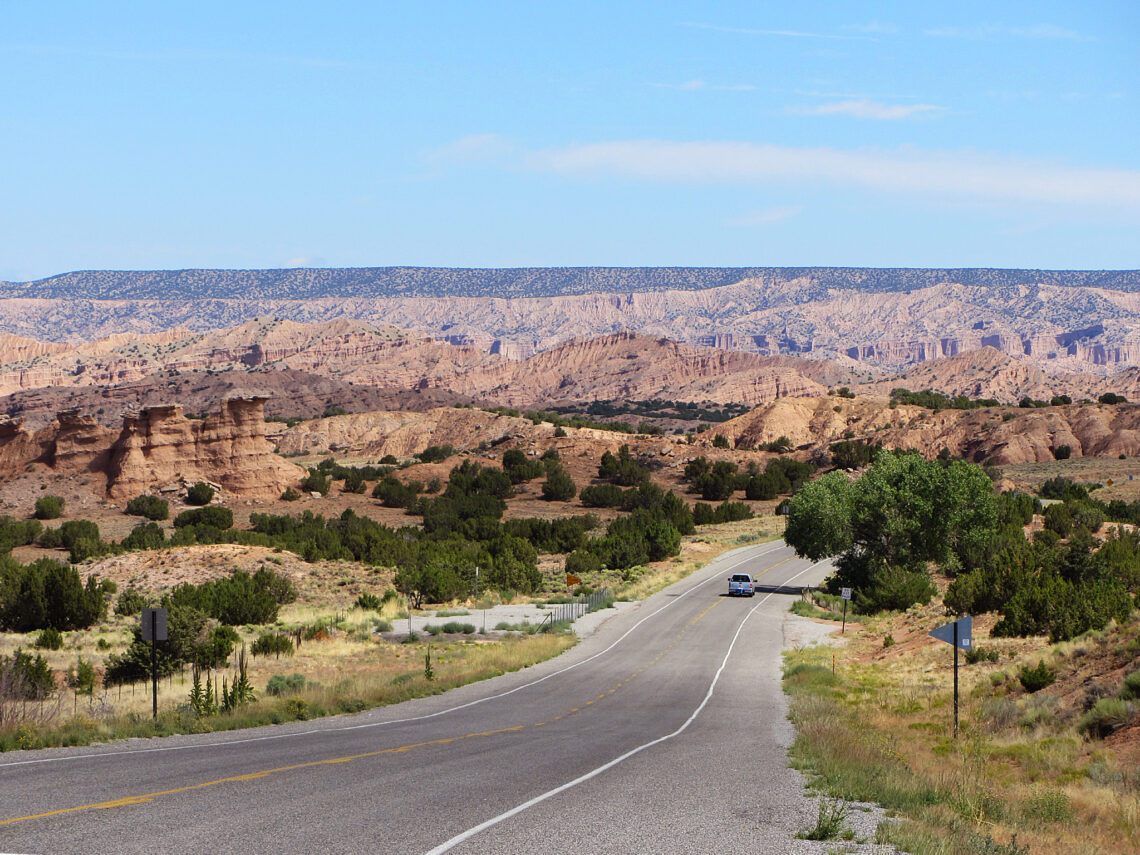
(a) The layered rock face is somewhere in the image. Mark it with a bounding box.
[107,397,304,499]
[276,407,542,458]
[714,395,1140,466]
[0,398,302,499]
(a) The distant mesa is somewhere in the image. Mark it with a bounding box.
[2,267,1140,376]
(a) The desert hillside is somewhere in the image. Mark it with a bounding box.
[2,267,1140,373]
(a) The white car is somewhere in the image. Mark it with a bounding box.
[728,573,755,597]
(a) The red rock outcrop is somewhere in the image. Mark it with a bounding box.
[106,397,304,499]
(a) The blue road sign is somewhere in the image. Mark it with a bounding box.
[930,616,971,650]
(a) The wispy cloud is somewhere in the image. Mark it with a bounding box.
[793,99,946,120]
[925,23,1089,41]
[843,22,899,35]
[527,140,1140,209]
[683,22,874,41]
[729,206,803,227]
[426,133,517,164]
[649,79,756,92]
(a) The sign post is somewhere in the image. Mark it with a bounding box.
[840,588,852,634]
[929,616,972,739]
[140,608,168,720]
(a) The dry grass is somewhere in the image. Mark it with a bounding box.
[1,626,575,751]
[785,608,1140,855]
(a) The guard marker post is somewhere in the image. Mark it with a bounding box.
[930,616,972,739]
[140,608,168,720]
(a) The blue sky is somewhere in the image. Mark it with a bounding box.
[1,1,1137,281]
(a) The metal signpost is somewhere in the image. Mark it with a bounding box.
[140,607,168,719]
[840,587,852,634]
[929,616,972,739]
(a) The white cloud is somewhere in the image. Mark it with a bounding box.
[650,79,706,91]
[793,99,946,120]
[426,133,516,164]
[527,140,1140,209]
[925,23,1089,41]
[650,79,756,92]
[729,206,803,227]
[843,21,899,35]
[683,22,872,41]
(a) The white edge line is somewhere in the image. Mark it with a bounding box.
[423,559,828,854]
[0,542,791,769]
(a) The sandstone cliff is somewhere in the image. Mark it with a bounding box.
[106,398,304,499]
[0,398,303,500]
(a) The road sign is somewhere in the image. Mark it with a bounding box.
[140,608,168,642]
[930,616,972,650]
[930,615,972,739]
[566,574,581,586]
[840,588,852,600]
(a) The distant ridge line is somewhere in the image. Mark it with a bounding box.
[3,266,1140,300]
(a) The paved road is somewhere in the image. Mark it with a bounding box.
[0,542,833,855]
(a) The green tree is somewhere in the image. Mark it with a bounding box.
[785,451,998,612]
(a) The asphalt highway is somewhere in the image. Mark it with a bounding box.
[0,542,834,855]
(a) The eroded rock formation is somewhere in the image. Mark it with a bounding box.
[0,398,302,500]
[107,397,304,499]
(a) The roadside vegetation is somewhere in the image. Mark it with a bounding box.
[782,446,1139,854]
[784,611,1140,855]
[0,436,791,750]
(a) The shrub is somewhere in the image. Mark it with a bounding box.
[280,487,301,501]
[580,484,625,508]
[0,649,55,699]
[251,632,295,658]
[0,559,109,631]
[355,593,382,610]
[965,645,1000,665]
[1052,445,1071,460]
[1019,660,1056,693]
[415,445,455,463]
[115,588,148,616]
[34,495,65,520]
[266,672,307,696]
[300,470,330,496]
[35,627,63,650]
[122,521,166,551]
[712,434,730,449]
[565,549,601,576]
[441,621,476,634]
[1079,698,1133,738]
[541,469,577,502]
[173,506,234,530]
[1098,392,1127,405]
[125,494,168,520]
[67,656,96,695]
[553,426,567,438]
[1120,670,1140,701]
[186,482,215,505]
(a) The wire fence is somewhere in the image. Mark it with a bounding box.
[542,587,612,625]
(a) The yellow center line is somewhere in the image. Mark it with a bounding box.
[0,726,527,828]
[4,558,790,830]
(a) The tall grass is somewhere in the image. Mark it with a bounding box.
[783,643,1140,855]
[0,634,575,752]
